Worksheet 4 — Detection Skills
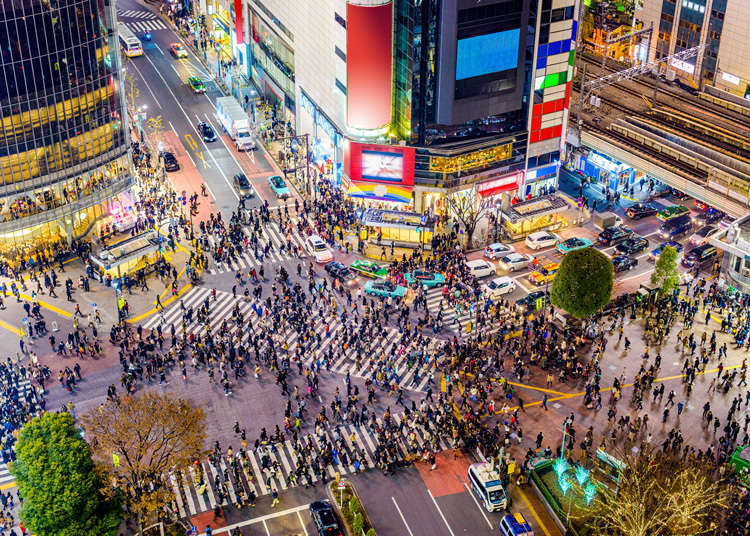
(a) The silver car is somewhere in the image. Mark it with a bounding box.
[233,173,255,198]
[498,253,533,272]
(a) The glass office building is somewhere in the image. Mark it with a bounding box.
[0,0,132,266]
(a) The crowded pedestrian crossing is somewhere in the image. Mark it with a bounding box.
[204,218,310,275]
[141,286,437,393]
[165,414,452,518]
[423,286,474,335]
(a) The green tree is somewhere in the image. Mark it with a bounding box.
[550,247,613,318]
[651,244,680,297]
[10,412,121,536]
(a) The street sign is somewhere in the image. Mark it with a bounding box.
[112,453,120,467]
[51,321,59,332]
[536,298,544,310]
[337,481,346,489]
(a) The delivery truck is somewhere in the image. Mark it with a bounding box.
[216,96,255,151]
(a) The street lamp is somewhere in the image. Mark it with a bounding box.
[138,105,147,142]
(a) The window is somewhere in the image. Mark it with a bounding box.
[335,78,347,94]
[335,46,346,62]
[335,12,346,28]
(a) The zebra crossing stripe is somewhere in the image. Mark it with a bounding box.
[0,464,13,484]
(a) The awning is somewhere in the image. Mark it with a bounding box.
[348,181,412,204]
[477,172,521,197]
[501,194,568,224]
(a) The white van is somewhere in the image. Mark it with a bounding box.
[467,462,509,512]
[465,259,495,278]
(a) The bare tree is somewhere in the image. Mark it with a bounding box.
[444,185,488,248]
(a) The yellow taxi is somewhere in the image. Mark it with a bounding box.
[528,262,559,286]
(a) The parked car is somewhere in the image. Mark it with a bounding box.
[404,270,445,289]
[682,244,718,268]
[169,42,188,58]
[650,241,684,261]
[188,76,205,93]
[232,173,255,198]
[656,205,689,221]
[350,259,388,279]
[484,242,514,259]
[689,225,717,246]
[525,231,560,250]
[615,236,649,255]
[197,121,217,142]
[659,214,693,240]
[324,261,356,284]
[612,255,638,272]
[483,276,516,299]
[364,280,406,299]
[465,259,495,278]
[498,253,533,272]
[305,235,333,264]
[160,151,179,171]
[625,203,658,219]
[669,187,689,200]
[528,262,560,286]
[597,226,633,246]
[309,500,344,536]
[268,175,290,197]
[516,290,549,310]
[556,237,593,254]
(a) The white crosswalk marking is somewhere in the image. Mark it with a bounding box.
[117,9,156,19]
[162,413,451,518]
[422,286,475,335]
[141,286,438,393]
[123,20,167,33]
[204,219,309,275]
[0,463,13,485]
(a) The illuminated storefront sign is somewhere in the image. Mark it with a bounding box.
[476,171,523,197]
[345,142,415,186]
[429,143,512,174]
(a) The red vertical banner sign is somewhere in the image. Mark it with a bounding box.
[235,0,243,44]
[346,1,393,130]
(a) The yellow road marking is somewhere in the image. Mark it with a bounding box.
[128,283,193,324]
[18,294,72,318]
[184,133,198,150]
[0,481,16,490]
[441,375,446,393]
[518,486,553,536]
[0,319,22,336]
[196,150,209,168]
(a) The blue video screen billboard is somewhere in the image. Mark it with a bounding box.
[455,29,520,81]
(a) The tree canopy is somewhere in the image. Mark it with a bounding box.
[550,247,613,318]
[584,446,728,536]
[10,412,121,536]
[81,392,207,535]
[651,244,680,297]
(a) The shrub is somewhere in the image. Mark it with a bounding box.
[349,497,361,516]
[366,529,376,536]
[352,512,364,534]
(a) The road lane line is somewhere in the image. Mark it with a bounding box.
[262,520,270,536]
[143,53,239,200]
[296,511,309,536]
[153,42,164,55]
[391,497,415,536]
[518,486,552,536]
[126,56,161,108]
[462,483,493,529]
[427,490,456,536]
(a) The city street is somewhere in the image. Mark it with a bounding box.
[1,1,748,535]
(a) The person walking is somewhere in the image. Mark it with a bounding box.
[271,488,280,507]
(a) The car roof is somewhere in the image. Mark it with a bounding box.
[466,259,489,267]
[505,253,525,260]
[490,276,513,284]
[309,235,324,243]
[529,231,553,239]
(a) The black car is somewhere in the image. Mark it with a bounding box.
[625,203,657,219]
[198,121,217,142]
[324,261,356,284]
[694,208,724,225]
[597,226,633,246]
[615,236,649,255]
[669,187,689,200]
[310,501,343,536]
[516,290,549,310]
[682,244,718,268]
[160,151,179,171]
[612,255,638,272]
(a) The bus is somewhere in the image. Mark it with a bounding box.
[467,462,509,512]
[117,23,143,57]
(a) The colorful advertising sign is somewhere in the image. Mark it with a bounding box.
[346,1,393,130]
[345,142,415,185]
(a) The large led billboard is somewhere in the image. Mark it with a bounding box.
[455,29,520,81]
[345,142,415,186]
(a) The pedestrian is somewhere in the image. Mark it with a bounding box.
[271,488,279,507]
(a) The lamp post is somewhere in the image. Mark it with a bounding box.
[137,105,147,142]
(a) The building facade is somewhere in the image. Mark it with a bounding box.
[0,0,132,266]
[637,0,750,96]
[215,0,578,226]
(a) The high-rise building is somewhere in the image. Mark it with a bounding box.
[236,0,578,219]
[637,0,750,95]
[0,0,132,266]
